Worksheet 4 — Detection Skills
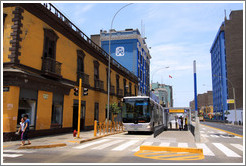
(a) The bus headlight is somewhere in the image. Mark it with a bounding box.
[147,125,151,129]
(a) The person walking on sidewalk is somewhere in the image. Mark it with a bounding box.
[178,117,182,131]
[22,114,31,146]
[17,118,25,145]
[181,117,184,130]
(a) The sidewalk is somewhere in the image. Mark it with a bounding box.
[3,130,96,150]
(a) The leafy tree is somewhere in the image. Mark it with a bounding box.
[106,102,121,116]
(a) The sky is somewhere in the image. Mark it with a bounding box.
[53,2,243,107]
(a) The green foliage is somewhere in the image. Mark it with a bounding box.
[106,102,121,115]
[224,110,230,115]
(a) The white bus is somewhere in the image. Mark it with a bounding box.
[122,96,165,133]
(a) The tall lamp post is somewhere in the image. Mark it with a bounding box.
[151,66,170,83]
[107,3,133,124]
[213,74,236,123]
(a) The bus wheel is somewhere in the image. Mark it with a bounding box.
[128,131,133,134]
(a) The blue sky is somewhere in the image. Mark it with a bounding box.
[54,2,243,107]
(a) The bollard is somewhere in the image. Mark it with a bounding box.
[94,120,97,137]
[106,121,109,134]
[103,122,106,135]
[99,122,102,135]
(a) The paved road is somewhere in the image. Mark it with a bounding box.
[200,121,243,136]
[3,129,243,164]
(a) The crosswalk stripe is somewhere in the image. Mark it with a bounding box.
[3,154,23,158]
[74,139,110,149]
[132,141,154,152]
[212,143,241,157]
[112,140,139,151]
[196,143,215,156]
[230,144,243,151]
[210,135,219,138]
[3,150,36,153]
[91,140,124,150]
[159,142,170,147]
[178,143,188,147]
[201,134,209,137]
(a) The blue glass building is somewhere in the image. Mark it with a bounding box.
[210,23,228,120]
[98,29,151,96]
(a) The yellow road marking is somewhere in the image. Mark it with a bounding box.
[201,123,243,137]
[134,146,204,161]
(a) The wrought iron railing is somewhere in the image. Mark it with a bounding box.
[77,71,90,86]
[117,89,123,97]
[110,85,115,95]
[42,57,62,76]
[94,79,104,90]
[42,3,137,81]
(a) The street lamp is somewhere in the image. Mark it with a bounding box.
[212,74,236,123]
[107,3,133,124]
[151,66,170,83]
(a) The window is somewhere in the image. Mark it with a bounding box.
[43,29,59,59]
[77,50,85,73]
[129,82,132,96]
[123,79,127,96]
[3,13,7,35]
[94,61,99,80]
[51,93,64,128]
[94,103,99,121]
[116,75,120,94]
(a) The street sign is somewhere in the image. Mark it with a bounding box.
[227,99,235,104]
[169,109,184,113]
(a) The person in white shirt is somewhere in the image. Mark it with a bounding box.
[17,118,25,145]
[178,117,182,131]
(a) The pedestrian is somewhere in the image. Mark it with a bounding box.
[17,118,25,145]
[184,117,188,130]
[181,117,183,130]
[22,114,31,146]
[178,117,182,131]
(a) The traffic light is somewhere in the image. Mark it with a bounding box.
[83,88,88,96]
[74,87,78,96]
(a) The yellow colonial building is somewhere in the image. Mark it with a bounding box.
[3,3,138,141]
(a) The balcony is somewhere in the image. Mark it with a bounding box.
[94,79,104,91]
[110,85,115,95]
[117,89,123,98]
[42,57,62,79]
[77,71,90,87]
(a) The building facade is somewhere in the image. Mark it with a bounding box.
[210,10,243,120]
[190,91,213,118]
[3,3,138,141]
[91,29,151,96]
[151,83,173,107]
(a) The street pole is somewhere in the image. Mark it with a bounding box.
[151,66,169,83]
[193,60,200,142]
[77,78,82,138]
[233,87,237,124]
[107,3,133,124]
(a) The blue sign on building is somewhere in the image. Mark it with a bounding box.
[99,29,151,96]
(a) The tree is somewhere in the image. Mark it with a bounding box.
[106,102,121,121]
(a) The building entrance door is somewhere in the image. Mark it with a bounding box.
[73,100,86,131]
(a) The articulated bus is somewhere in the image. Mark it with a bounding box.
[122,96,166,133]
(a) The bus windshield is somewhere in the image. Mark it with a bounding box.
[122,98,150,123]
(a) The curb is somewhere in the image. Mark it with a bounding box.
[200,123,243,137]
[140,145,203,154]
[71,131,125,144]
[17,143,67,149]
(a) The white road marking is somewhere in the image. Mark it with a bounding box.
[159,142,170,147]
[210,135,219,138]
[178,143,188,147]
[208,131,215,133]
[91,140,124,150]
[3,150,36,153]
[74,139,110,149]
[3,154,23,158]
[200,131,205,133]
[201,134,209,137]
[230,144,243,151]
[196,143,215,156]
[112,140,139,151]
[132,141,154,152]
[212,143,241,157]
